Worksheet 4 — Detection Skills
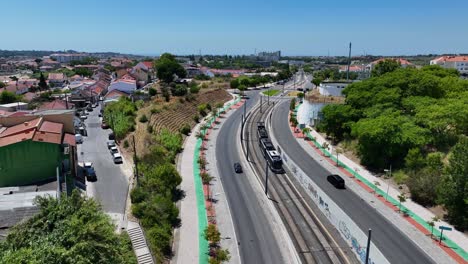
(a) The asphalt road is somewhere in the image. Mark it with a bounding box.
[77,104,129,214]
[215,90,284,264]
[271,100,434,264]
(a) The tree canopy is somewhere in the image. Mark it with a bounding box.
[317,65,468,227]
[155,53,187,83]
[0,191,136,264]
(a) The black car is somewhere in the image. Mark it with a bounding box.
[108,132,115,140]
[234,162,243,173]
[327,174,345,189]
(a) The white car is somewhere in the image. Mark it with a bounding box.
[75,134,83,144]
[113,153,123,163]
[110,146,119,154]
[107,140,116,149]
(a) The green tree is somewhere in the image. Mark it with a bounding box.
[38,72,48,90]
[155,53,187,83]
[319,104,357,142]
[405,148,426,170]
[371,59,401,77]
[437,136,468,230]
[0,190,136,264]
[230,79,239,89]
[0,90,17,104]
[312,77,322,87]
[204,224,221,246]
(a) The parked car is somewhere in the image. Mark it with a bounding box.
[80,114,87,120]
[234,162,243,173]
[113,153,123,163]
[110,146,119,154]
[101,122,109,129]
[108,132,115,140]
[107,140,116,149]
[83,162,97,181]
[327,174,345,189]
[86,105,93,112]
[75,134,83,144]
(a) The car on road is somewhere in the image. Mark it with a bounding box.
[75,134,83,144]
[101,122,109,129]
[234,162,243,173]
[327,174,345,189]
[110,146,119,155]
[107,140,116,149]
[83,162,97,181]
[113,153,123,164]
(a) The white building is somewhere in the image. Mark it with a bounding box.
[318,81,352,97]
[107,79,137,94]
[50,53,89,63]
[430,56,468,74]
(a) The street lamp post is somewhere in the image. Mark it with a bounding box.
[384,165,392,201]
[265,161,269,196]
[365,229,372,264]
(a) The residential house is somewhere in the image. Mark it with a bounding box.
[338,65,365,73]
[104,89,130,105]
[48,73,67,87]
[0,113,77,187]
[366,58,413,72]
[108,79,137,94]
[430,56,468,74]
[39,99,74,111]
[318,81,353,97]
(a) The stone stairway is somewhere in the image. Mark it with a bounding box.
[127,221,154,264]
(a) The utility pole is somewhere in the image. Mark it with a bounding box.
[265,161,269,196]
[241,114,244,141]
[246,132,250,161]
[346,42,352,81]
[384,165,392,201]
[365,229,372,264]
[243,99,247,122]
[133,135,139,186]
[260,95,262,113]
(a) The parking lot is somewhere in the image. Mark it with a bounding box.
[76,102,132,215]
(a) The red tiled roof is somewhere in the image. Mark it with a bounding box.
[0,118,41,138]
[105,89,129,99]
[435,56,468,62]
[0,131,34,147]
[63,133,76,147]
[142,61,153,68]
[32,130,62,144]
[371,58,412,65]
[8,111,30,117]
[39,99,73,110]
[39,121,63,134]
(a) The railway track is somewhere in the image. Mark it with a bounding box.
[242,97,356,264]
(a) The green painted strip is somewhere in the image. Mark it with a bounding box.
[303,131,468,261]
[193,138,209,264]
[193,96,242,264]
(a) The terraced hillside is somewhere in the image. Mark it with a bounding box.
[130,88,232,156]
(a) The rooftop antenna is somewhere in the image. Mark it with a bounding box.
[346,42,352,81]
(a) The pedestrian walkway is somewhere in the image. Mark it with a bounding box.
[173,121,202,264]
[295,104,468,263]
[128,221,154,264]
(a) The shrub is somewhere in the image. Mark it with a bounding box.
[185,93,195,102]
[198,104,208,116]
[123,140,129,148]
[180,123,191,135]
[204,224,220,245]
[201,83,209,89]
[206,103,212,111]
[149,87,157,96]
[147,125,153,134]
[139,114,148,123]
[151,108,161,114]
[190,85,200,94]
[193,114,200,123]
[179,97,185,103]
[172,85,188,96]
[201,172,213,185]
[290,98,296,111]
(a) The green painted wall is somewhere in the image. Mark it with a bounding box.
[0,140,61,187]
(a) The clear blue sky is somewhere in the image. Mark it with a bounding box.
[2,0,467,56]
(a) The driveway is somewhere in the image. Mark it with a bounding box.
[77,104,131,216]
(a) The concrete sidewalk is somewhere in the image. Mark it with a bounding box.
[173,122,201,264]
[296,104,468,263]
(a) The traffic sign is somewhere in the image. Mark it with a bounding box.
[439,226,452,231]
